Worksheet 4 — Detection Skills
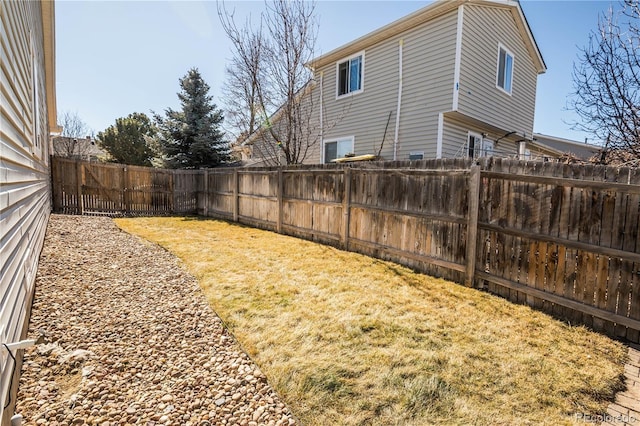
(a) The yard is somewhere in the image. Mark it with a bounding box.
[116,216,628,426]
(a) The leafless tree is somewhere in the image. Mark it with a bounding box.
[219,0,319,165]
[569,1,640,161]
[54,111,93,158]
[218,5,269,142]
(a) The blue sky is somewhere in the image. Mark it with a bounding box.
[55,0,615,144]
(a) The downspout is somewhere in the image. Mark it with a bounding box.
[452,5,464,111]
[393,39,404,161]
[319,71,324,163]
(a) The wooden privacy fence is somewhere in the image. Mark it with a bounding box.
[51,157,199,215]
[51,156,640,342]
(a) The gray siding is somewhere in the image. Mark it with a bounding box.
[0,0,54,418]
[319,10,458,161]
[457,4,538,137]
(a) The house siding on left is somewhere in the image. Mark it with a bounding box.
[0,0,56,418]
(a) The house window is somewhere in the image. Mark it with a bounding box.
[467,133,481,158]
[467,132,492,159]
[337,53,363,97]
[324,137,354,163]
[482,139,494,157]
[409,151,424,161]
[496,44,514,94]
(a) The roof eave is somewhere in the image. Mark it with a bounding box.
[509,1,546,74]
[308,0,464,69]
[307,0,546,75]
[41,0,61,134]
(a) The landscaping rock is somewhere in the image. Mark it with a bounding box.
[15,214,297,425]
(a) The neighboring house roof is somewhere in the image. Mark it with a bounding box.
[52,136,106,159]
[531,133,602,160]
[307,0,546,74]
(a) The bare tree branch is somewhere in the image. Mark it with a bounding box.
[569,2,640,162]
[218,2,270,142]
[54,111,94,158]
[219,0,319,165]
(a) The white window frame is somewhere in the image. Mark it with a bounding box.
[496,43,514,95]
[467,131,493,159]
[336,51,364,99]
[467,131,482,159]
[322,136,354,163]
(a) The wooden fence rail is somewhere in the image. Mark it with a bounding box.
[51,157,199,216]
[50,156,640,342]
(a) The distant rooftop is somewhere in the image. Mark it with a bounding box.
[532,133,602,160]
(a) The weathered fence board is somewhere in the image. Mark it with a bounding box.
[51,157,199,216]
[51,156,640,343]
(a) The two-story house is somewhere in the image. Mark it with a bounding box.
[246,0,547,164]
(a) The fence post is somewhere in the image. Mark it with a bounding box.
[75,161,84,215]
[465,165,481,287]
[233,169,239,222]
[51,156,61,212]
[277,168,284,233]
[342,167,352,250]
[202,169,209,217]
[169,171,175,213]
[123,166,130,214]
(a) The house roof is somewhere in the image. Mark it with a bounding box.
[531,133,602,160]
[307,0,546,74]
[52,136,106,158]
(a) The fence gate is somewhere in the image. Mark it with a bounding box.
[51,157,199,216]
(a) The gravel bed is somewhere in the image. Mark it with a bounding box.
[15,214,297,426]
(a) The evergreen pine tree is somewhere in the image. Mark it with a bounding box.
[97,112,157,166]
[157,68,230,168]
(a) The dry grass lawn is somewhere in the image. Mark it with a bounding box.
[116,216,627,426]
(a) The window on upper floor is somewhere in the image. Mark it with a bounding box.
[324,136,354,163]
[337,53,363,97]
[496,44,514,95]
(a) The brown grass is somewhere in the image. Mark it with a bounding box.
[115,216,627,426]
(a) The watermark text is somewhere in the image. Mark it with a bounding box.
[575,412,638,424]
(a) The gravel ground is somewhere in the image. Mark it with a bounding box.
[15,214,297,426]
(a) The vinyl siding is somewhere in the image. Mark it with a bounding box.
[319,40,400,160]
[398,10,457,159]
[442,115,520,158]
[250,82,322,165]
[319,10,458,161]
[0,0,53,418]
[441,117,470,158]
[457,4,538,137]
